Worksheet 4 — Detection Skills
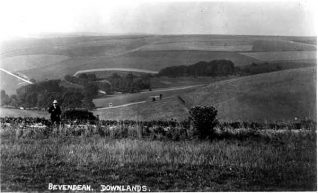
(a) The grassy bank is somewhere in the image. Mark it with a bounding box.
[1,130,316,191]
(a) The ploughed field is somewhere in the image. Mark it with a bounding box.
[0,117,316,191]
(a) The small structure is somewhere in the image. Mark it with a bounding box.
[98,90,106,94]
[150,95,162,102]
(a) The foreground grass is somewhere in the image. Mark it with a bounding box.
[1,131,316,192]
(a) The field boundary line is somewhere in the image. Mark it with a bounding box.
[73,68,158,76]
[0,68,33,84]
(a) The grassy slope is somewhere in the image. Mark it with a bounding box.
[183,67,316,122]
[93,76,237,108]
[96,67,316,122]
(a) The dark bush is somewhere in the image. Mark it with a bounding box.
[189,105,218,140]
[61,109,97,121]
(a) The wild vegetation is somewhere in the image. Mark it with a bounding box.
[1,71,151,109]
[1,79,97,110]
[1,114,316,191]
[158,60,235,77]
[239,60,316,75]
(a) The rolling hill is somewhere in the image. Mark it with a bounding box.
[183,67,317,121]
[21,50,258,81]
[1,34,316,95]
[1,67,316,122]
[95,67,316,122]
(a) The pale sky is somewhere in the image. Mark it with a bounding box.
[0,0,316,40]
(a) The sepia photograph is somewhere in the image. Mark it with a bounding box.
[0,0,317,191]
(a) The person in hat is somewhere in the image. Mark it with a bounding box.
[48,100,62,125]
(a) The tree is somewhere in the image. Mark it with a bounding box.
[79,73,88,80]
[124,73,135,92]
[82,98,95,110]
[109,73,123,91]
[83,83,99,99]
[36,92,49,108]
[62,91,84,109]
[25,92,38,107]
[158,60,235,77]
[87,73,97,81]
[64,74,72,81]
[0,90,10,106]
[9,94,19,107]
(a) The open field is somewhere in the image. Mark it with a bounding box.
[0,55,69,72]
[1,124,316,191]
[96,67,316,122]
[150,76,237,89]
[139,41,253,52]
[241,51,317,61]
[94,97,187,121]
[252,39,316,51]
[93,84,206,108]
[0,107,48,118]
[0,71,29,95]
[1,35,151,57]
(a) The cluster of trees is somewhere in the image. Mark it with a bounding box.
[107,73,151,93]
[1,72,152,110]
[158,60,235,77]
[238,61,315,75]
[64,74,97,85]
[158,59,309,78]
[65,72,151,94]
[1,79,97,110]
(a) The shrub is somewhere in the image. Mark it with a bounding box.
[189,105,218,140]
[61,109,97,121]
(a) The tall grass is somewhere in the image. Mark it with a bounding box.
[1,130,316,191]
[1,117,316,191]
